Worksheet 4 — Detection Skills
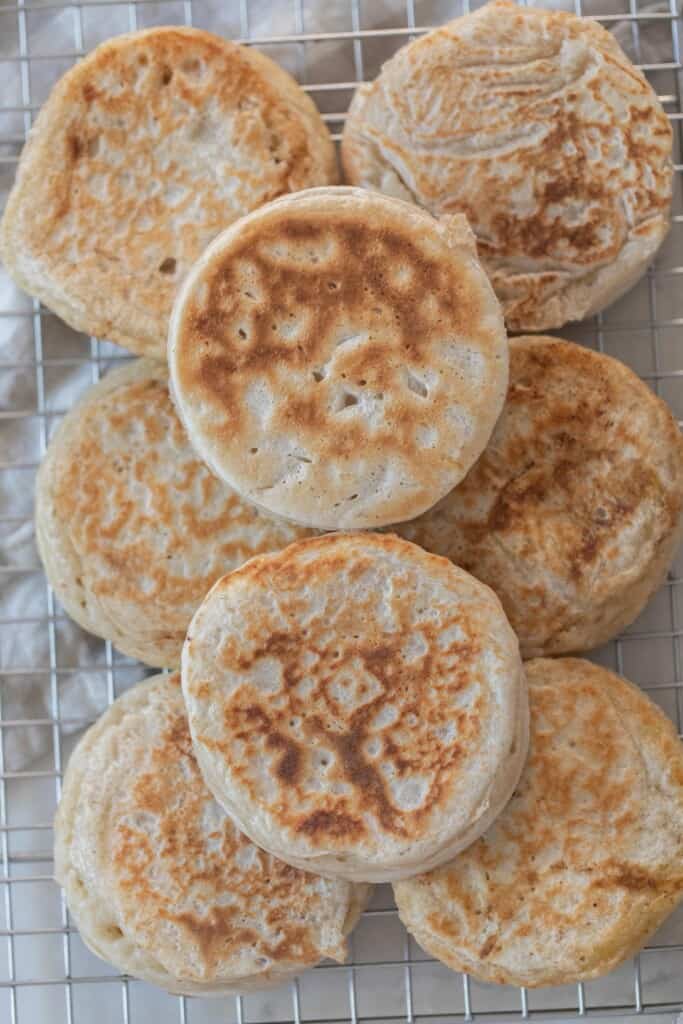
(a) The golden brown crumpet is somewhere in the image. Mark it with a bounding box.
[168,186,508,530]
[342,0,672,331]
[35,359,313,667]
[181,533,528,883]
[54,674,368,995]
[396,336,683,658]
[0,27,337,357]
[394,658,683,988]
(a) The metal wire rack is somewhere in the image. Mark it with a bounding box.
[1,0,683,1021]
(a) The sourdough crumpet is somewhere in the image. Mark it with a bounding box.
[181,533,528,883]
[342,0,672,331]
[35,359,313,667]
[396,335,683,657]
[394,658,683,987]
[168,186,508,530]
[54,673,368,995]
[0,27,337,358]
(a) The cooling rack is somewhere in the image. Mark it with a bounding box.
[1,0,683,1021]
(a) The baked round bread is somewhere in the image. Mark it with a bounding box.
[396,335,683,657]
[181,532,528,883]
[394,657,683,988]
[342,0,672,331]
[35,359,313,667]
[168,186,508,530]
[54,673,368,995]
[0,27,337,358]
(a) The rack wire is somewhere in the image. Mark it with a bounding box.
[1,0,683,1021]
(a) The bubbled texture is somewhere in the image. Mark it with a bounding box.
[182,532,528,881]
[169,187,508,529]
[342,0,672,330]
[395,658,683,987]
[396,336,683,657]
[54,673,367,994]
[36,359,313,667]
[0,27,337,356]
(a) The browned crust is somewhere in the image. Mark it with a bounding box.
[394,658,683,987]
[341,0,672,330]
[396,335,683,656]
[35,358,312,667]
[169,188,508,528]
[54,673,363,990]
[0,26,337,356]
[182,531,524,874]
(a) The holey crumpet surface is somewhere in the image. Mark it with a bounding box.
[35,359,313,667]
[396,335,683,657]
[54,673,368,995]
[168,187,508,530]
[181,533,528,883]
[0,27,337,357]
[394,658,683,988]
[342,0,673,331]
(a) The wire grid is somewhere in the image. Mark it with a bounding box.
[0,0,683,1021]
